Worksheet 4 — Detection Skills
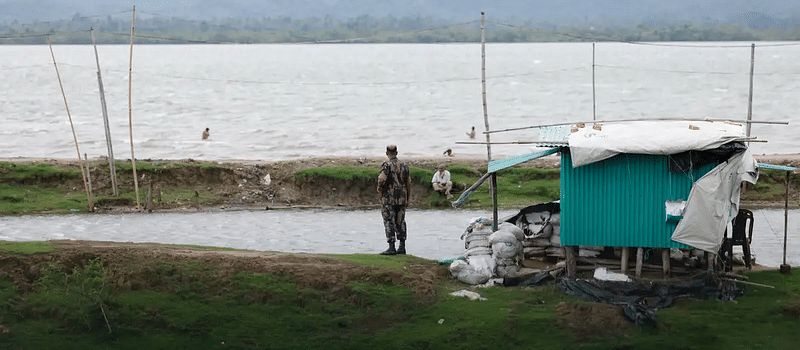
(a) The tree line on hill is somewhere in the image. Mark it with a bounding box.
[1,13,799,44]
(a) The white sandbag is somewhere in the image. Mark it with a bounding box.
[496,264,520,277]
[489,231,522,259]
[465,233,490,249]
[492,241,522,259]
[549,233,561,247]
[465,246,492,257]
[467,254,496,277]
[499,222,525,241]
[546,246,566,258]
[523,247,547,256]
[449,260,492,285]
[549,213,560,225]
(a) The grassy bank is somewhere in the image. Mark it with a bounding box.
[0,241,798,349]
[0,159,796,214]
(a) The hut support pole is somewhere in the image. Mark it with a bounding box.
[635,247,644,278]
[565,246,577,278]
[780,171,792,274]
[662,249,671,279]
[620,247,629,274]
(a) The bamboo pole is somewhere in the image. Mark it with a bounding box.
[746,43,755,139]
[91,27,118,196]
[480,12,498,231]
[128,6,141,208]
[48,36,92,212]
[592,43,597,120]
[485,117,787,135]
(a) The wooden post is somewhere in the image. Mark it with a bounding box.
[780,171,792,274]
[84,153,93,211]
[620,247,629,274]
[480,11,498,231]
[635,247,644,278]
[91,27,118,196]
[565,246,577,278]
[48,36,92,212]
[128,6,141,208]
[662,248,671,279]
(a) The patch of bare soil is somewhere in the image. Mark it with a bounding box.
[555,301,634,340]
[0,240,451,300]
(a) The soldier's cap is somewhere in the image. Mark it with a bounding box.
[386,145,398,153]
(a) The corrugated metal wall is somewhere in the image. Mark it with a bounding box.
[560,149,716,248]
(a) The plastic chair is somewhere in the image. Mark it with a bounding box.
[723,209,754,269]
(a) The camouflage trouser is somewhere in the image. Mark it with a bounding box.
[381,205,407,243]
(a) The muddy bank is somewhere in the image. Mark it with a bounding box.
[0,154,797,213]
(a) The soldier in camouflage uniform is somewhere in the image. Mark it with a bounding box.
[376,145,412,255]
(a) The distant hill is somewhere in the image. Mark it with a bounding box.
[2,0,799,29]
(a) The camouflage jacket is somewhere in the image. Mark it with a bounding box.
[377,157,411,207]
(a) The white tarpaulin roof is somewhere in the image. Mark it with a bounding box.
[567,120,747,167]
[670,149,760,253]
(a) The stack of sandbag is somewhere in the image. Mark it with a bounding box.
[490,223,524,277]
[450,217,496,285]
[518,210,565,259]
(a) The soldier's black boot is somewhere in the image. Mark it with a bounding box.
[379,242,397,255]
[397,240,406,255]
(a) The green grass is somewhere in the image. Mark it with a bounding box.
[0,241,53,254]
[1,242,798,349]
[0,162,82,182]
[0,183,89,213]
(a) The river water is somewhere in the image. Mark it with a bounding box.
[1,42,798,161]
[1,208,796,267]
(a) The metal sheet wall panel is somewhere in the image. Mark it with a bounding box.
[560,149,715,248]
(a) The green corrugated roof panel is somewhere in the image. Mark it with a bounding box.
[560,149,716,249]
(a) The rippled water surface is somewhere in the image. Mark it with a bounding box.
[1,208,796,267]
[1,42,798,161]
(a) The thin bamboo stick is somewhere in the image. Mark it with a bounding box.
[48,36,92,212]
[128,6,141,208]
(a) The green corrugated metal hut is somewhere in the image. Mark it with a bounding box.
[559,148,717,249]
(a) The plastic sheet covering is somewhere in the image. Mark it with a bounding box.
[557,273,743,328]
[568,120,746,167]
[671,149,759,253]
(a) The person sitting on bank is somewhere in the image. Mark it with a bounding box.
[431,163,453,199]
